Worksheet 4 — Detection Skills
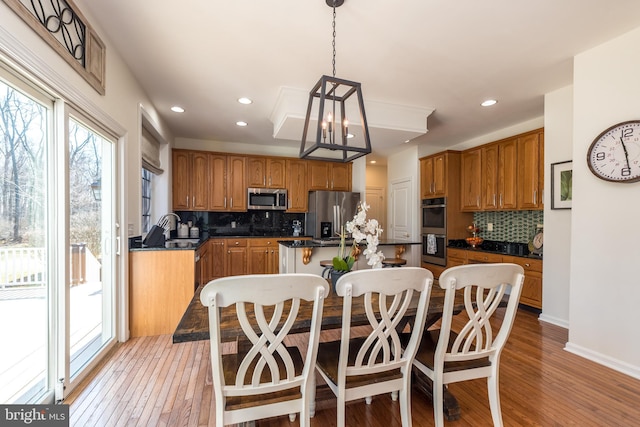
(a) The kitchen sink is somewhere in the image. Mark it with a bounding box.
[166,238,201,244]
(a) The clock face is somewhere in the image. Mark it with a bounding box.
[533,231,543,250]
[587,120,640,182]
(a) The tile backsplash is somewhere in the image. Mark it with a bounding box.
[472,211,543,243]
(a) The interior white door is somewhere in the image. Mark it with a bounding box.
[365,187,386,232]
[390,179,411,241]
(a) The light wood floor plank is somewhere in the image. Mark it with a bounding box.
[68,308,640,426]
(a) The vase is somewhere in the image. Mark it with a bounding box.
[330,269,349,293]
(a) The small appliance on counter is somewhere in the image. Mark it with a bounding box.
[177,223,189,238]
[292,220,303,237]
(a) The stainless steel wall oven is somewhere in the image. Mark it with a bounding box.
[422,197,447,266]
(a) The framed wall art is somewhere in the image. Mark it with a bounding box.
[551,160,572,209]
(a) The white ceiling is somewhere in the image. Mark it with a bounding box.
[78,0,640,163]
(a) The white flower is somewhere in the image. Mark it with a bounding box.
[344,201,385,269]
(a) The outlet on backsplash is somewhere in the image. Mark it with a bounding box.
[473,211,543,243]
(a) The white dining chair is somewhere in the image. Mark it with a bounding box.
[200,273,329,427]
[315,267,434,427]
[411,263,524,427]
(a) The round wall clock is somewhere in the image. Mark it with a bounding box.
[587,120,640,183]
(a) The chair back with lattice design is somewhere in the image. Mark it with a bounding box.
[334,267,433,384]
[200,273,329,426]
[437,263,524,368]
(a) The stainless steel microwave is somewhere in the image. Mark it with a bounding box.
[247,188,288,210]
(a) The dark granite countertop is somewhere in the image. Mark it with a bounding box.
[447,239,543,260]
[278,239,421,248]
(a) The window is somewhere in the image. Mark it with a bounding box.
[142,168,152,233]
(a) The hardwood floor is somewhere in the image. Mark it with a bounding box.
[67,308,640,426]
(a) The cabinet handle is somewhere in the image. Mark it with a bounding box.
[185,196,189,206]
[265,250,268,253]
[230,198,233,208]
[499,193,503,207]
[224,197,227,208]
[235,241,239,245]
[525,263,530,267]
[193,196,196,207]
[326,179,329,188]
[477,196,480,207]
[533,190,537,204]
[227,250,230,254]
[493,194,496,206]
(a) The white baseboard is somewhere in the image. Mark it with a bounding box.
[565,342,640,380]
[538,313,569,329]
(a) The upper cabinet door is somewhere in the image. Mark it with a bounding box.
[227,156,247,211]
[460,148,482,211]
[172,150,209,211]
[517,133,542,210]
[247,157,267,187]
[286,159,308,212]
[498,139,518,210]
[209,154,227,211]
[307,161,330,190]
[246,157,287,188]
[330,162,351,191]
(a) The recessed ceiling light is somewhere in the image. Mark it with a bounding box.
[481,99,497,107]
[171,106,185,113]
[370,160,377,164]
[236,121,248,127]
[346,133,354,139]
[238,97,253,105]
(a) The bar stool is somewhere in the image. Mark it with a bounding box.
[320,259,333,278]
[382,258,407,268]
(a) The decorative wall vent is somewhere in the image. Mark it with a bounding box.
[3,0,106,95]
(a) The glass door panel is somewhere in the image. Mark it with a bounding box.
[0,77,51,403]
[67,118,115,380]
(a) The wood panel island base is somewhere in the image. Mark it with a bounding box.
[278,240,421,276]
[129,249,195,337]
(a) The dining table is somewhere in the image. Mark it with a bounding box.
[172,282,467,421]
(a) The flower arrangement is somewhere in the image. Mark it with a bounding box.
[333,202,385,271]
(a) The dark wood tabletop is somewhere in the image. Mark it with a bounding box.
[172,283,455,344]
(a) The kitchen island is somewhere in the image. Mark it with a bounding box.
[278,239,421,276]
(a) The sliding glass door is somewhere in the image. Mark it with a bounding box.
[0,63,118,403]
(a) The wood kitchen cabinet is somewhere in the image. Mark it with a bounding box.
[481,139,517,210]
[420,153,446,198]
[286,159,308,212]
[172,150,209,210]
[442,247,543,309]
[207,153,246,211]
[226,155,247,211]
[247,238,279,274]
[307,160,351,191]
[225,238,247,276]
[503,255,542,309]
[517,132,543,210]
[460,148,482,210]
[246,157,286,188]
[209,239,225,281]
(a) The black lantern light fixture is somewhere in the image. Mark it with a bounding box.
[300,0,372,163]
[90,178,101,201]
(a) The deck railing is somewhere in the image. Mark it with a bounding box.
[0,247,46,288]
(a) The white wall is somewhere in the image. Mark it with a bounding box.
[540,86,573,328]
[566,27,640,379]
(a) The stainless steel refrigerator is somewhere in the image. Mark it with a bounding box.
[305,191,361,239]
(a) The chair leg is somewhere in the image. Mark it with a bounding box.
[487,374,504,427]
[399,381,412,427]
[433,378,445,427]
[337,396,346,427]
[309,375,317,418]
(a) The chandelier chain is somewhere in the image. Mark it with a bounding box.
[332,1,336,77]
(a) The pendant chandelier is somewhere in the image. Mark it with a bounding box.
[300,0,372,163]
